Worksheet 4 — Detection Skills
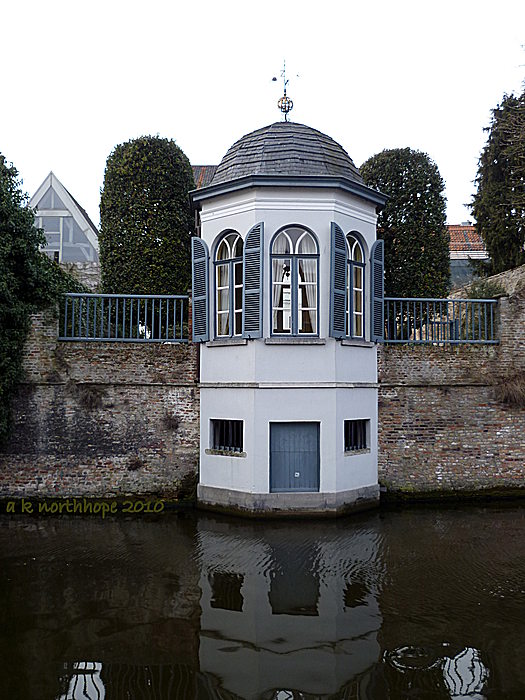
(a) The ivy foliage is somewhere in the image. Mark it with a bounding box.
[361,147,450,298]
[99,135,195,295]
[471,91,525,275]
[0,154,79,445]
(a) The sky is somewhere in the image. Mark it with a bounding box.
[2,0,524,228]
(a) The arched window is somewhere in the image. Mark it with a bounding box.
[271,226,319,335]
[346,233,365,338]
[215,231,243,337]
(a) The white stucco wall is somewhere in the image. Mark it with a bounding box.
[197,183,380,509]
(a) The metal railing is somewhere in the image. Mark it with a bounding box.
[384,298,498,344]
[59,293,189,342]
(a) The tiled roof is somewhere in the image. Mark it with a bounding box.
[211,122,363,186]
[447,224,486,254]
[192,165,218,189]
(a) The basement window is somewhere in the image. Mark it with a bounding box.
[344,419,369,453]
[211,419,243,453]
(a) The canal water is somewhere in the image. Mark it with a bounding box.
[1,505,525,699]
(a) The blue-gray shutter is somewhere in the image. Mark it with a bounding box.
[191,237,209,342]
[329,222,347,338]
[370,239,384,342]
[242,222,264,338]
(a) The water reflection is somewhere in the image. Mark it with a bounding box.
[1,506,524,697]
[196,519,381,697]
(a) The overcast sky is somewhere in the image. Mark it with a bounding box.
[2,0,524,227]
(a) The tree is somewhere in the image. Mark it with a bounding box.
[99,135,195,295]
[0,155,76,444]
[360,147,450,298]
[471,91,525,275]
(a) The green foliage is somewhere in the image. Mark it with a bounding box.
[466,278,505,299]
[361,147,450,298]
[471,91,525,275]
[0,154,79,445]
[99,135,195,295]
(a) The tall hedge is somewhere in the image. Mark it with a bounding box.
[361,147,450,298]
[0,154,77,445]
[471,91,525,275]
[99,135,195,295]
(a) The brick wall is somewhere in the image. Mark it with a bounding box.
[1,265,523,502]
[0,309,200,500]
[378,267,525,496]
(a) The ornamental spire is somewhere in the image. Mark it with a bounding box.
[273,60,294,121]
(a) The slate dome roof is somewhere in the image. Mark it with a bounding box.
[211,122,364,186]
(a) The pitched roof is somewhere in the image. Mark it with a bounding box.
[30,172,99,249]
[447,224,487,257]
[192,165,218,189]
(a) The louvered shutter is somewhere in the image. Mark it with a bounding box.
[370,239,384,342]
[191,237,209,342]
[242,222,264,338]
[329,222,347,338]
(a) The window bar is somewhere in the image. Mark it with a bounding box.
[144,299,148,342]
[63,297,69,338]
[72,297,76,338]
[108,298,112,338]
[490,302,494,341]
[93,296,97,339]
[100,297,104,338]
[85,298,90,339]
[484,302,488,341]
[128,298,133,338]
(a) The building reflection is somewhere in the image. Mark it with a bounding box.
[196,516,383,699]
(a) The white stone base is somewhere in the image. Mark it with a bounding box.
[197,484,379,518]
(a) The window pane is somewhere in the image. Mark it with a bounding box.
[354,266,362,289]
[44,232,60,246]
[235,311,242,336]
[217,312,229,336]
[300,309,316,334]
[42,216,60,232]
[232,236,243,258]
[234,261,242,285]
[234,286,242,312]
[354,290,362,313]
[216,239,230,261]
[38,188,53,209]
[298,258,316,284]
[272,258,291,334]
[354,314,363,337]
[62,217,73,243]
[217,263,229,288]
[272,232,291,254]
[217,289,229,313]
[297,231,317,254]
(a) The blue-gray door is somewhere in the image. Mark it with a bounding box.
[270,422,320,492]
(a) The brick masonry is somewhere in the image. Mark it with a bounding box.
[1,265,524,502]
[378,266,525,496]
[0,308,200,499]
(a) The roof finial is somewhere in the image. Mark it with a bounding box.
[273,60,293,121]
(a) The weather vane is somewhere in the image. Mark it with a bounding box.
[272,60,294,121]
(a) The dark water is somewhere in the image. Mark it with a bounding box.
[1,505,525,699]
